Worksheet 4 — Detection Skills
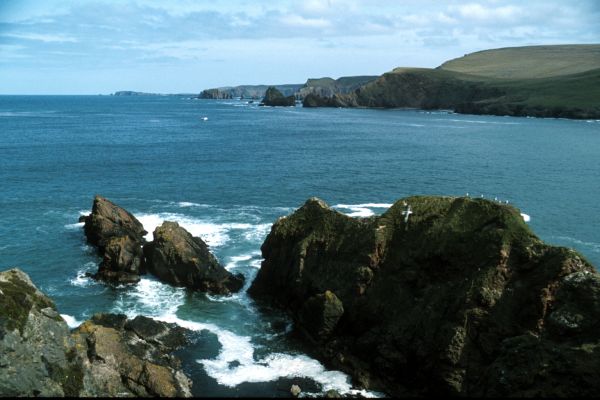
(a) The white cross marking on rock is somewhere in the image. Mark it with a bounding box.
[402,205,413,223]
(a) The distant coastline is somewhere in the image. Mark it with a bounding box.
[195,44,600,120]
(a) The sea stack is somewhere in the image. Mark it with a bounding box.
[82,195,147,283]
[249,196,600,397]
[260,86,295,106]
[143,221,244,294]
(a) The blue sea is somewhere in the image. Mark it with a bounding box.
[1,95,599,396]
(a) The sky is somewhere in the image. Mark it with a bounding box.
[0,0,599,94]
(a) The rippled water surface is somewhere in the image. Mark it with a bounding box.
[1,95,599,396]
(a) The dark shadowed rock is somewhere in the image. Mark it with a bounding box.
[249,196,600,397]
[143,221,244,294]
[83,195,147,284]
[298,290,344,341]
[260,86,295,107]
[94,235,144,283]
[0,268,192,397]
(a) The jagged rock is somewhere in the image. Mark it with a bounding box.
[0,268,193,397]
[260,86,295,107]
[94,235,144,284]
[249,196,600,397]
[143,221,244,294]
[83,195,146,248]
[82,195,147,283]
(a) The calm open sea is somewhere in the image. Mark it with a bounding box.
[1,95,599,396]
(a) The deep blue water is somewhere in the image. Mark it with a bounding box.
[1,95,599,396]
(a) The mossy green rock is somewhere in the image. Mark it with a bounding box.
[249,196,600,397]
[0,268,192,397]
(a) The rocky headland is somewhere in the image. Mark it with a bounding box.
[82,195,243,294]
[0,268,193,397]
[249,196,600,397]
[260,86,296,107]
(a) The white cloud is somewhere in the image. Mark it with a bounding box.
[282,15,331,28]
[3,32,78,43]
[453,3,521,21]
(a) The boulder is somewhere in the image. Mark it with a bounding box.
[260,86,295,107]
[143,221,244,294]
[249,196,600,397]
[0,268,192,397]
[82,195,147,284]
[83,195,146,249]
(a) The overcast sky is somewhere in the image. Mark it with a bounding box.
[1,0,599,94]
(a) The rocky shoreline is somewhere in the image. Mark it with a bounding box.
[0,268,193,397]
[2,194,600,397]
[249,196,600,397]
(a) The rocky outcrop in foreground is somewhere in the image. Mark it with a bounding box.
[0,268,192,397]
[82,196,243,295]
[249,196,600,397]
[144,221,244,294]
[260,86,296,107]
[83,195,147,284]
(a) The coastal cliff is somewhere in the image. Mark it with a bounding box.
[249,196,600,396]
[0,268,192,397]
[301,45,600,119]
[260,87,296,106]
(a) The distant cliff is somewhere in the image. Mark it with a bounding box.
[199,84,303,99]
[297,75,378,99]
[302,45,600,119]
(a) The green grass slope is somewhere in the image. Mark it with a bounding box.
[439,44,600,79]
[350,45,600,119]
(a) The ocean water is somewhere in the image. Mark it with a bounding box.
[1,95,599,396]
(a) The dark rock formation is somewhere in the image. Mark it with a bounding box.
[302,93,357,108]
[143,221,244,294]
[249,196,600,397]
[199,89,232,99]
[83,195,146,248]
[82,195,147,283]
[260,86,296,107]
[96,235,145,284]
[0,268,192,397]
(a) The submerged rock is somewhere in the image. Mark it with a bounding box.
[82,195,147,284]
[143,221,244,294]
[260,86,295,107]
[0,268,192,397]
[249,196,600,397]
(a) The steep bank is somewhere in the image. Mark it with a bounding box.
[0,268,192,397]
[249,196,600,397]
[304,44,600,119]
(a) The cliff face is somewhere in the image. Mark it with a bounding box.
[199,89,232,99]
[249,196,600,397]
[0,268,192,397]
[300,45,600,119]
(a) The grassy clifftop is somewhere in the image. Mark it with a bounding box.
[438,44,600,79]
[348,44,600,119]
